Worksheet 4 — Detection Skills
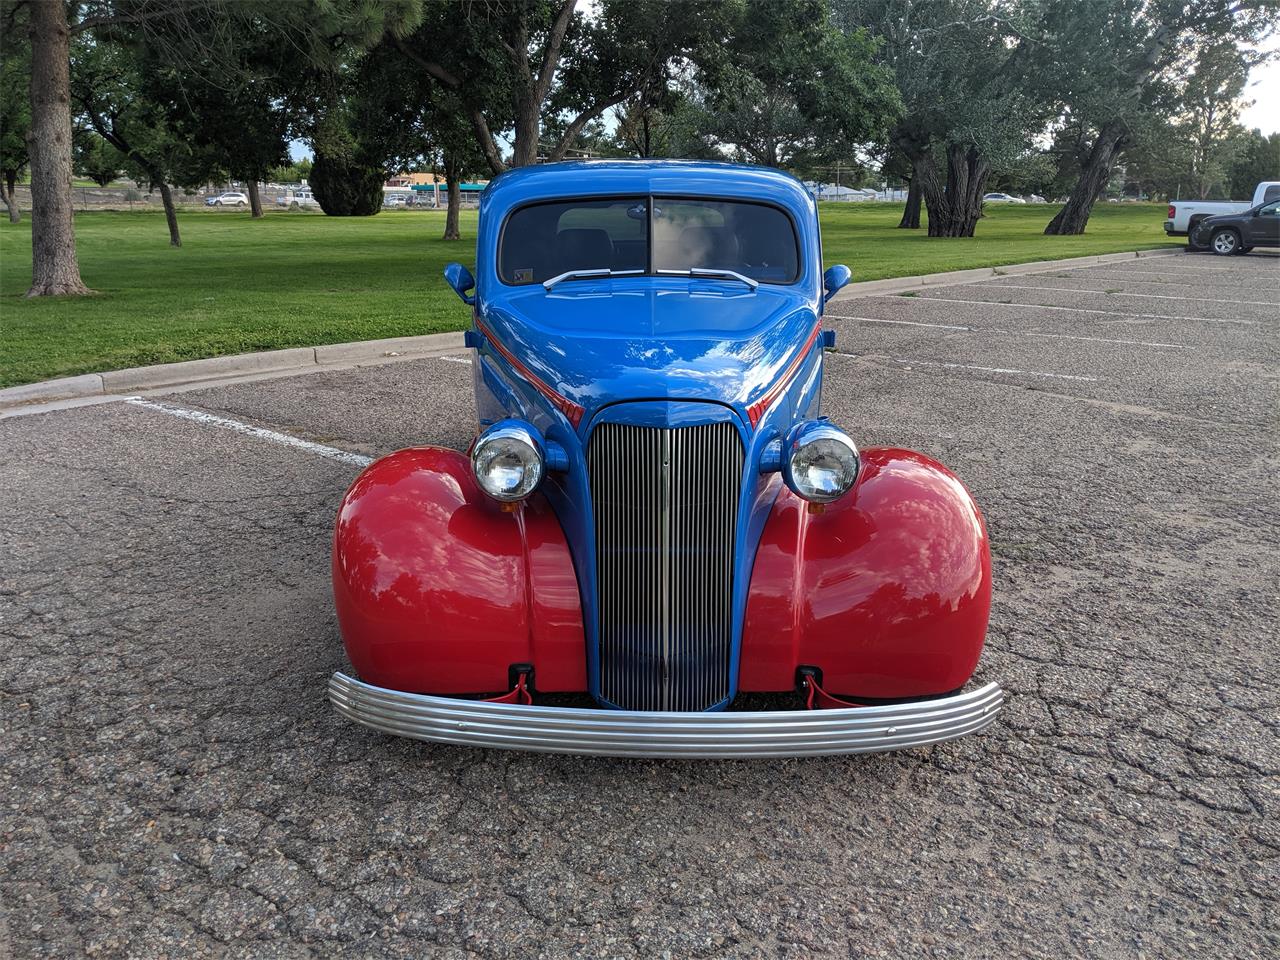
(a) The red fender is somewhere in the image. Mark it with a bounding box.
[332,447,587,695]
[739,448,991,699]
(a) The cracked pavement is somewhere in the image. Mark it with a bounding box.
[1,251,1277,958]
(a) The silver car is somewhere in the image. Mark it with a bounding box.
[205,192,249,207]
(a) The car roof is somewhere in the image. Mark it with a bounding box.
[480,160,816,219]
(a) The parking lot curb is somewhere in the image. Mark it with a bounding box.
[0,332,468,411]
[832,247,1180,301]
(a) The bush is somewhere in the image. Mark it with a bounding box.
[310,153,383,216]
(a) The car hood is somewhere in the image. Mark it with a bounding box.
[477,279,820,421]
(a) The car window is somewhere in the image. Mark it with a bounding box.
[499,196,800,286]
[1259,200,1280,216]
[651,199,798,283]
[1264,185,1280,203]
[500,198,647,284]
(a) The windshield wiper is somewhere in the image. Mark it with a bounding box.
[542,268,643,290]
[656,267,759,290]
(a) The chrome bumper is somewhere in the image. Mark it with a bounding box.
[328,673,1004,758]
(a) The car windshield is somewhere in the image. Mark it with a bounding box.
[499,196,799,286]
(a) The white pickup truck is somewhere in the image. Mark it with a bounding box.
[1166,181,1280,249]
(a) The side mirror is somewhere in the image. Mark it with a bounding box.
[823,264,852,303]
[444,262,476,306]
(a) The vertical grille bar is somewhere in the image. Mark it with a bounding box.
[589,419,743,712]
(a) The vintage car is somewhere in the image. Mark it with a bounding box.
[328,160,1002,757]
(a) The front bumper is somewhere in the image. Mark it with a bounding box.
[328,672,1004,758]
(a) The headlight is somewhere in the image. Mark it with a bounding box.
[471,420,545,502]
[782,421,860,503]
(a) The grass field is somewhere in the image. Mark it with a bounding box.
[0,202,1177,388]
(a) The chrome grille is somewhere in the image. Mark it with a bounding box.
[589,420,743,711]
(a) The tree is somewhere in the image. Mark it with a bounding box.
[19,0,91,294]
[838,0,1051,238]
[0,21,29,223]
[397,0,719,173]
[13,0,420,296]
[1225,128,1280,197]
[135,8,290,219]
[267,158,312,184]
[73,129,125,186]
[72,35,220,247]
[690,0,899,170]
[1043,0,1277,235]
[612,89,720,160]
[1180,40,1255,198]
[345,37,489,236]
[878,145,920,228]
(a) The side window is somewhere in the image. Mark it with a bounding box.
[1258,200,1279,216]
[1263,185,1280,203]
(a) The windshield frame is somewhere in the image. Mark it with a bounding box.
[495,193,803,289]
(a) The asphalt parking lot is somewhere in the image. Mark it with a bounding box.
[2,250,1277,958]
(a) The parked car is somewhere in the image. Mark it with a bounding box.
[982,192,1025,204]
[406,194,438,208]
[1165,181,1280,249]
[1190,198,1280,255]
[275,188,320,210]
[205,192,248,206]
[1026,194,1047,203]
[382,193,409,208]
[327,160,1003,758]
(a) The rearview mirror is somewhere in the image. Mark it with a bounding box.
[444,262,476,306]
[823,264,852,303]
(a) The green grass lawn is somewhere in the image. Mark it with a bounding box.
[0,202,1176,388]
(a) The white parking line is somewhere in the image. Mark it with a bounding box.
[905,295,1258,324]
[125,398,373,467]
[839,315,1189,349]
[831,352,1098,382]
[438,355,473,365]
[1086,261,1276,274]
[842,316,972,330]
[982,283,1276,306]
[1021,331,1192,349]
[1064,268,1279,284]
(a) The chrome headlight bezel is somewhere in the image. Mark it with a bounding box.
[782,420,860,504]
[471,420,546,502]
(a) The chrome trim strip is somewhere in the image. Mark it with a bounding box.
[329,673,1004,758]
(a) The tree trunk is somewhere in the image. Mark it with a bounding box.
[444,174,461,241]
[2,170,19,223]
[511,91,541,168]
[25,0,91,296]
[156,180,181,247]
[247,179,263,218]
[898,179,920,229]
[1045,122,1127,236]
[919,144,990,238]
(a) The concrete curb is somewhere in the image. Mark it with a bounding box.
[1,247,1181,410]
[831,247,1181,301]
[1,331,467,410]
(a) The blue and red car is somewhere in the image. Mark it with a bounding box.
[328,160,1002,757]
